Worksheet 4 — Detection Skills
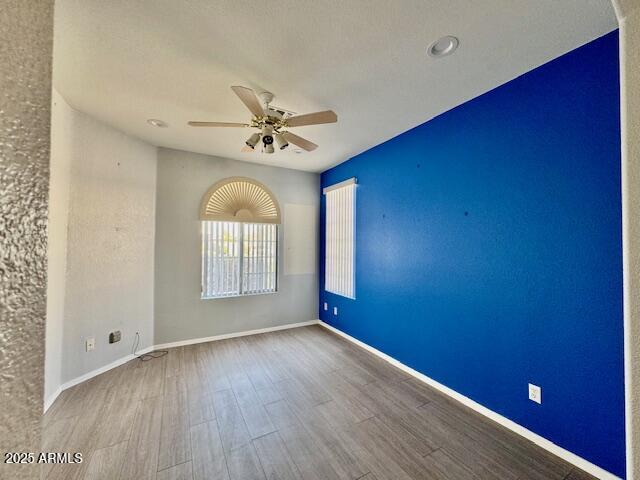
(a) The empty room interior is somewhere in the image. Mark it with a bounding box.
[4,1,640,480]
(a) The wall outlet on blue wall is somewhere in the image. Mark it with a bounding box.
[529,384,542,404]
[324,302,328,311]
[333,307,338,316]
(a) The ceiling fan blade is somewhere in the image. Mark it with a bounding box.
[188,121,249,127]
[241,145,255,153]
[286,110,337,127]
[231,86,265,117]
[282,132,318,151]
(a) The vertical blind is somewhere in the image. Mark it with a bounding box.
[201,221,277,298]
[242,222,277,295]
[324,179,356,299]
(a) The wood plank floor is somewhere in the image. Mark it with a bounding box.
[43,325,598,480]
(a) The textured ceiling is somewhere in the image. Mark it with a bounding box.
[53,0,617,172]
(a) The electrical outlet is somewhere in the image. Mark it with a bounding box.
[109,330,121,344]
[333,307,338,315]
[528,383,541,404]
[323,302,328,311]
[86,337,95,352]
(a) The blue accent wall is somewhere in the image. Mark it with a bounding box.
[319,31,624,477]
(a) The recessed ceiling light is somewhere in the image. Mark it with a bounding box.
[147,118,168,128]
[427,35,459,58]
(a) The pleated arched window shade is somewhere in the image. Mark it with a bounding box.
[199,177,281,224]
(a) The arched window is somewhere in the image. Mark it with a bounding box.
[199,177,281,224]
[200,177,280,299]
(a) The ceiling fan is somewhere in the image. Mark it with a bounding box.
[188,86,337,154]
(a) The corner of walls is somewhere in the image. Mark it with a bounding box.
[44,89,73,408]
[614,1,640,478]
[46,91,158,395]
[611,0,639,22]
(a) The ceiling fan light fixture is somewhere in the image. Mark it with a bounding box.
[246,132,261,149]
[188,86,337,155]
[274,133,289,150]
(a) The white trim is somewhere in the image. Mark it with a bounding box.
[44,346,153,413]
[61,346,154,392]
[152,320,319,350]
[318,321,620,480]
[615,5,640,479]
[44,386,62,413]
[43,320,320,412]
[322,177,357,194]
[620,17,634,479]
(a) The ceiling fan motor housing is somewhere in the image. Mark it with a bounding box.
[258,91,274,106]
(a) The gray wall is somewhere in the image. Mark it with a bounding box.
[155,148,319,344]
[52,95,157,385]
[0,2,53,479]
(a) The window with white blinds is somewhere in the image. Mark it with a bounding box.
[324,178,356,299]
[201,221,277,299]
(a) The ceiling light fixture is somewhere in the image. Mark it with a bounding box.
[147,118,168,128]
[245,132,261,149]
[427,35,459,58]
[274,133,289,150]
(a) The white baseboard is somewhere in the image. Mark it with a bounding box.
[44,386,62,413]
[44,320,319,413]
[61,346,154,392]
[318,321,620,480]
[44,346,156,412]
[153,320,320,350]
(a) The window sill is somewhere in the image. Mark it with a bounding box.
[325,289,356,300]
[201,290,278,300]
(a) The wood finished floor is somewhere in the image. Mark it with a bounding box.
[43,325,597,480]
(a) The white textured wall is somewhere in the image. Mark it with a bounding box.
[616,1,640,478]
[154,148,319,344]
[57,100,157,384]
[44,90,73,404]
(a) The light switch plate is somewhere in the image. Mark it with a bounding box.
[333,307,338,315]
[324,302,328,311]
[528,383,541,404]
[86,337,95,352]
